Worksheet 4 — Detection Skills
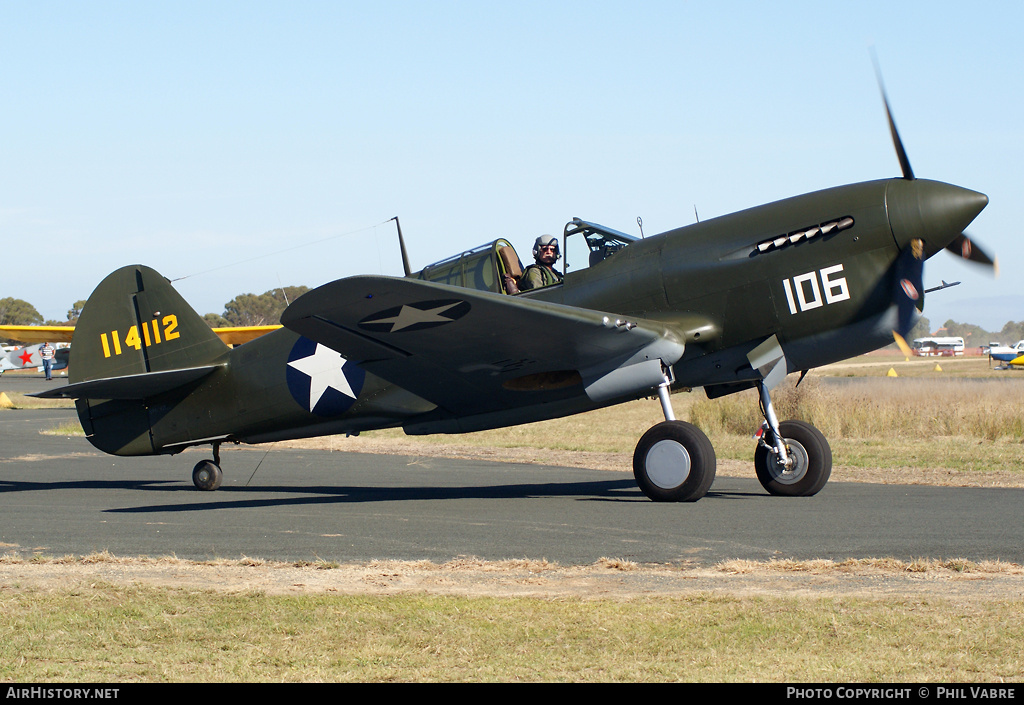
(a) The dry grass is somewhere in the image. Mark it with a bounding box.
[717,557,1024,576]
[1,553,1022,682]
[0,391,75,410]
[6,552,1021,597]
[690,376,1024,441]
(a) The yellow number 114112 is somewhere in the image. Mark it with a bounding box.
[100,314,180,358]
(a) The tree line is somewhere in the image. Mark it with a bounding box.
[200,286,310,328]
[909,316,1024,347]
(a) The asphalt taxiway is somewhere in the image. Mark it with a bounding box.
[2,374,1023,565]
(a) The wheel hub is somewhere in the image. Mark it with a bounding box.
[767,439,809,485]
[645,439,692,489]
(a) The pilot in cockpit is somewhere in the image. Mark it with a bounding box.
[517,234,563,292]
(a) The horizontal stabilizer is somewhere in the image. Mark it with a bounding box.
[31,365,221,401]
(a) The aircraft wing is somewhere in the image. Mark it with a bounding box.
[211,325,282,345]
[0,325,75,344]
[0,324,279,346]
[281,275,689,420]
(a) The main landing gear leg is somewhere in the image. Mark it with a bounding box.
[753,380,832,496]
[192,442,224,491]
[758,380,790,468]
[632,371,716,502]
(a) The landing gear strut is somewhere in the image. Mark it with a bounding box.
[633,372,716,502]
[192,442,223,491]
[753,380,831,496]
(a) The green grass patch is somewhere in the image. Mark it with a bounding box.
[0,583,1020,682]
[39,420,85,436]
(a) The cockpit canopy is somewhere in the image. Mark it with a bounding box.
[413,239,522,294]
[412,218,637,294]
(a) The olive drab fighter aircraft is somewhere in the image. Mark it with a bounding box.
[33,76,994,502]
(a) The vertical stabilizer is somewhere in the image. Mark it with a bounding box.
[71,265,228,384]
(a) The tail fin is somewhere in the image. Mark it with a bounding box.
[71,265,228,384]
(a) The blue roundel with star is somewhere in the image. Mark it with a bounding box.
[285,336,366,416]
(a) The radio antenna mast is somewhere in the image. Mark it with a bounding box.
[392,216,412,277]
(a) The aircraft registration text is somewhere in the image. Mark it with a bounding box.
[100,315,180,358]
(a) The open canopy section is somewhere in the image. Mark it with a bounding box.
[562,218,638,276]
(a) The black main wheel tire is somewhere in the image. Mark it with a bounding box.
[192,460,223,491]
[633,421,716,502]
[754,420,832,496]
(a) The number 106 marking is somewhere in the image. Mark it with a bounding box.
[782,264,850,314]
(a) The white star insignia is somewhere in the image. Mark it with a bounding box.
[372,301,463,331]
[287,343,357,412]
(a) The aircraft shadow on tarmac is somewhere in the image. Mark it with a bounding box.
[108,478,652,513]
[0,478,180,493]
[1,475,762,513]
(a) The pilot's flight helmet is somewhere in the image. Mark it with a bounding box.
[533,234,560,260]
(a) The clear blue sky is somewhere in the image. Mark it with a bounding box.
[3,1,1021,333]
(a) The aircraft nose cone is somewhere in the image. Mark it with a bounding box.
[886,179,989,258]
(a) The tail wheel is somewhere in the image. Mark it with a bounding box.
[754,420,831,496]
[633,421,716,502]
[192,460,223,491]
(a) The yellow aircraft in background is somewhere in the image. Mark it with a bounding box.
[0,324,280,348]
